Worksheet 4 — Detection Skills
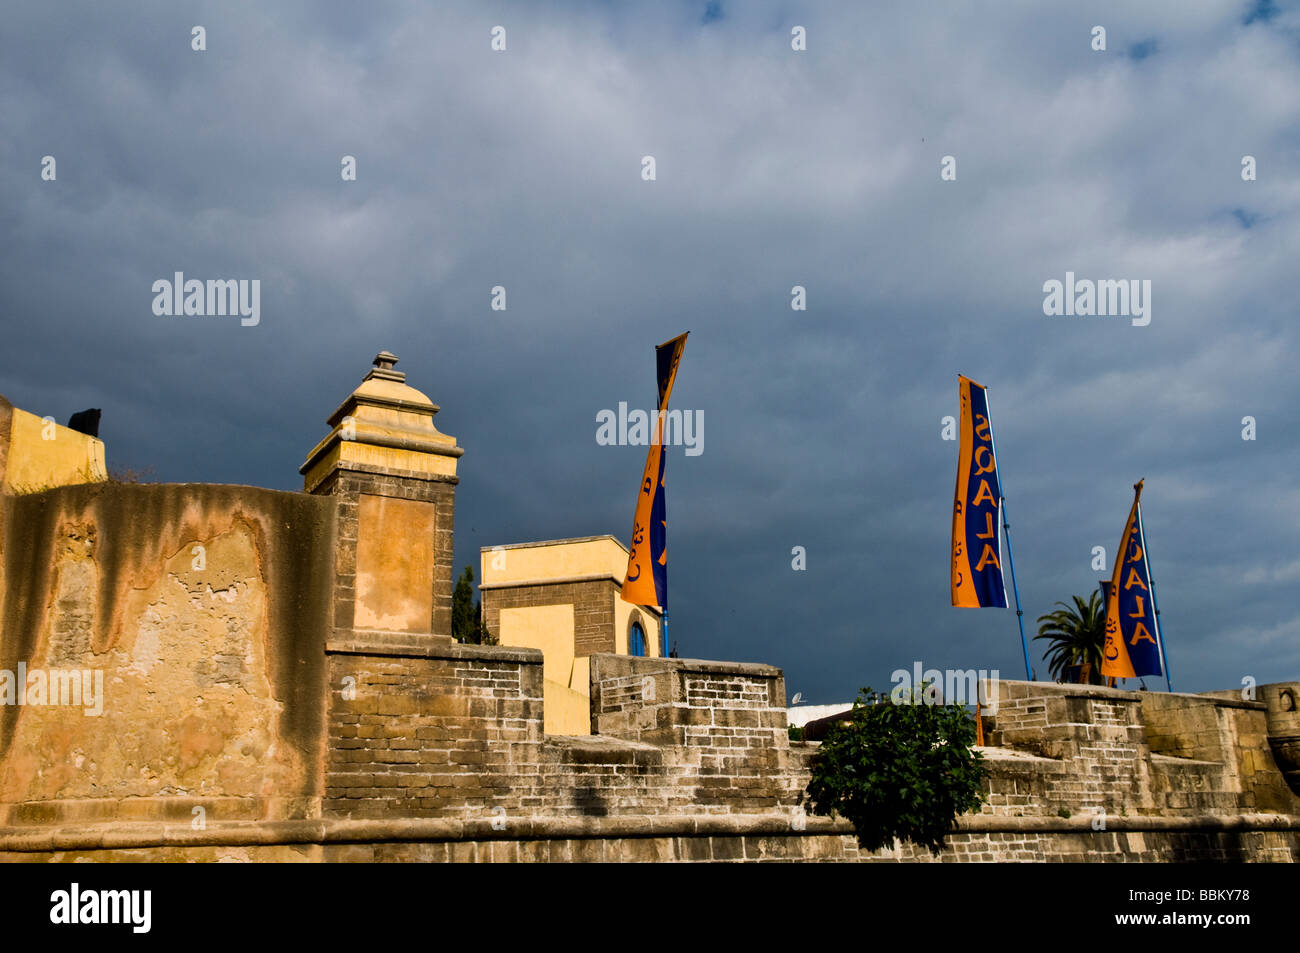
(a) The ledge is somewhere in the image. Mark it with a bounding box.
[326,637,542,665]
[480,535,628,553]
[1142,691,1267,712]
[590,654,783,680]
[479,573,622,591]
[1149,752,1226,768]
[998,681,1142,703]
[1,812,1298,853]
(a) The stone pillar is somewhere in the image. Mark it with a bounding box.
[301,351,463,646]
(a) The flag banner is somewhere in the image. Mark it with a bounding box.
[1101,480,1164,679]
[623,332,688,609]
[951,375,1008,608]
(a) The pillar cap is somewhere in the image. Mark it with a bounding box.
[365,350,405,383]
[300,351,462,491]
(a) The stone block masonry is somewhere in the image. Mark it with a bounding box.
[3,625,1297,860]
[322,642,802,823]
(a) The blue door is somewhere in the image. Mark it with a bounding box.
[629,621,647,657]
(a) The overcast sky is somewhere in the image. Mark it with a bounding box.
[3,0,1298,703]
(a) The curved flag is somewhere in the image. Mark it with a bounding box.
[622,332,688,609]
[1101,480,1164,679]
[951,375,1008,608]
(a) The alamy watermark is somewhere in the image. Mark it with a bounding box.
[50,883,150,933]
[1042,272,1150,326]
[596,403,703,456]
[890,662,999,713]
[152,272,260,326]
[0,664,104,716]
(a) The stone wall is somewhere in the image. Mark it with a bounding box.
[324,637,542,820]
[0,482,336,827]
[1140,690,1296,813]
[981,680,1300,824]
[2,622,1297,860]
[321,642,801,822]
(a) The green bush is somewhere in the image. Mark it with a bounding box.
[804,686,986,856]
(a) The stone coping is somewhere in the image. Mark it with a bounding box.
[480,535,628,553]
[997,680,1144,702]
[325,637,542,665]
[300,426,464,477]
[1149,753,1225,767]
[544,735,660,754]
[590,654,783,679]
[1143,692,1266,712]
[2,813,1298,853]
[14,480,316,497]
[996,680,1268,711]
[308,460,460,487]
[479,573,623,590]
[977,747,1069,765]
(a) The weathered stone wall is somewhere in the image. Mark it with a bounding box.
[0,482,336,827]
[1140,690,1297,813]
[590,654,799,812]
[324,637,542,819]
[321,643,802,823]
[982,680,1300,824]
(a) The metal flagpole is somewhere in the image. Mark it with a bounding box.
[982,390,1033,681]
[1000,497,1033,682]
[1135,500,1172,692]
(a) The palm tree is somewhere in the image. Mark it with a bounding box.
[1034,592,1105,684]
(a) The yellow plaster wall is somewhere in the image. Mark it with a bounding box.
[353,494,436,632]
[570,656,590,697]
[3,408,107,495]
[482,537,628,587]
[499,605,574,685]
[498,604,590,734]
[482,538,663,730]
[542,680,591,737]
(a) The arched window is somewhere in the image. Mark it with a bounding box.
[629,621,647,657]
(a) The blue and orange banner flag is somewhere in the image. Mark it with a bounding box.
[951,375,1008,608]
[622,332,688,609]
[1101,480,1164,679]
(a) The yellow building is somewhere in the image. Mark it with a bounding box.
[480,536,662,735]
[0,395,107,495]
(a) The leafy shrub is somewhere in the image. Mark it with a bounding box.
[804,686,986,855]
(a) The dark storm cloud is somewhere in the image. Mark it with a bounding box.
[2,0,1298,702]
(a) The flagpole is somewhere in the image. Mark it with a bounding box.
[1000,497,1033,682]
[1135,500,1172,692]
[661,609,669,658]
[982,390,1033,681]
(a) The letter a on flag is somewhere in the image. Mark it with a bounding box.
[1101,480,1165,680]
[951,375,1008,608]
[622,332,688,610]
